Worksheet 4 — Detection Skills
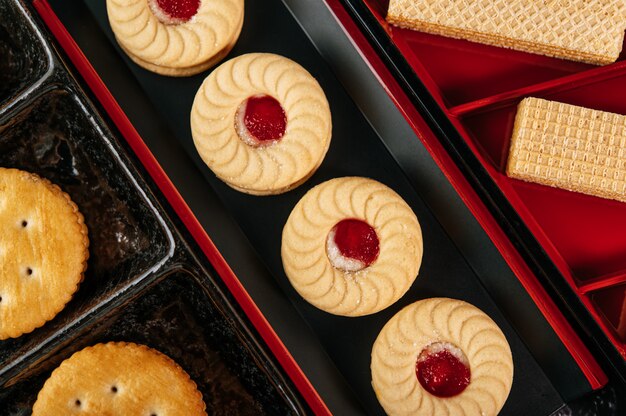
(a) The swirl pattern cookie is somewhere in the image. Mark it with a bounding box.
[32,342,207,415]
[191,53,332,195]
[107,0,244,76]
[281,177,422,316]
[0,168,89,340]
[371,298,514,416]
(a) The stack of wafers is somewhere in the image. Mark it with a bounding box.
[387,0,626,65]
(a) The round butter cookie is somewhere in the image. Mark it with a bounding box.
[106,0,244,76]
[33,342,207,416]
[281,177,422,316]
[371,298,514,416]
[0,168,88,340]
[190,53,332,195]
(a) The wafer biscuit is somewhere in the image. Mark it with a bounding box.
[0,168,89,340]
[33,342,207,416]
[387,0,626,65]
[507,97,626,203]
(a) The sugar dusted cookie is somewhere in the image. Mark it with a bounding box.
[32,342,207,416]
[106,0,244,76]
[371,298,514,416]
[191,53,332,195]
[281,177,422,316]
[0,168,88,340]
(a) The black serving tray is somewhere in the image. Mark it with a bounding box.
[49,0,603,414]
[0,0,307,414]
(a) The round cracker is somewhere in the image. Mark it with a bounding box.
[33,342,207,416]
[0,168,88,339]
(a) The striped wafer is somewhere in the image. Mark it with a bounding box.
[387,0,626,65]
[507,97,626,203]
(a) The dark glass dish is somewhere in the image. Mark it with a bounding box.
[0,1,307,414]
[0,0,51,110]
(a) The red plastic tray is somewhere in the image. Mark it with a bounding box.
[331,0,626,370]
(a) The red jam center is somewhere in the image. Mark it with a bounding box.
[154,0,200,23]
[242,95,287,143]
[332,219,379,267]
[416,343,471,398]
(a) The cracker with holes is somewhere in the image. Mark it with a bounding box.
[32,342,207,415]
[0,168,88,340]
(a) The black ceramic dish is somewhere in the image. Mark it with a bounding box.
[0,1,307,414]
[69,0,598,414]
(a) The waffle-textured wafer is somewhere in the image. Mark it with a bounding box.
[507,97,626,202]
[387,0,626,65]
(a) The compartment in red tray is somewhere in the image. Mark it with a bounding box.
[362,0,621,108]
[457,71,626,283]
[591,283,626,348]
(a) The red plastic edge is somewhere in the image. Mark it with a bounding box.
[32,1,331,414]
[322,0,608,389]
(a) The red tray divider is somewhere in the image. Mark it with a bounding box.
[449,60,626,117]
[581,293,626,359]
[32,1,331,414]
[579,272,626,295]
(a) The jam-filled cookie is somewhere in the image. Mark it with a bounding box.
[281,177,423,316]
[106,0,244,76]
[190,53,332,195]
[371,298,514,416]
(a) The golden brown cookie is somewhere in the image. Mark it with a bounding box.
[371,298,514,416]
[281,177,423,316]
[106,0,244,76]
[190,53,332,195]
[32,342,207,416]
[0,168,88,340]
